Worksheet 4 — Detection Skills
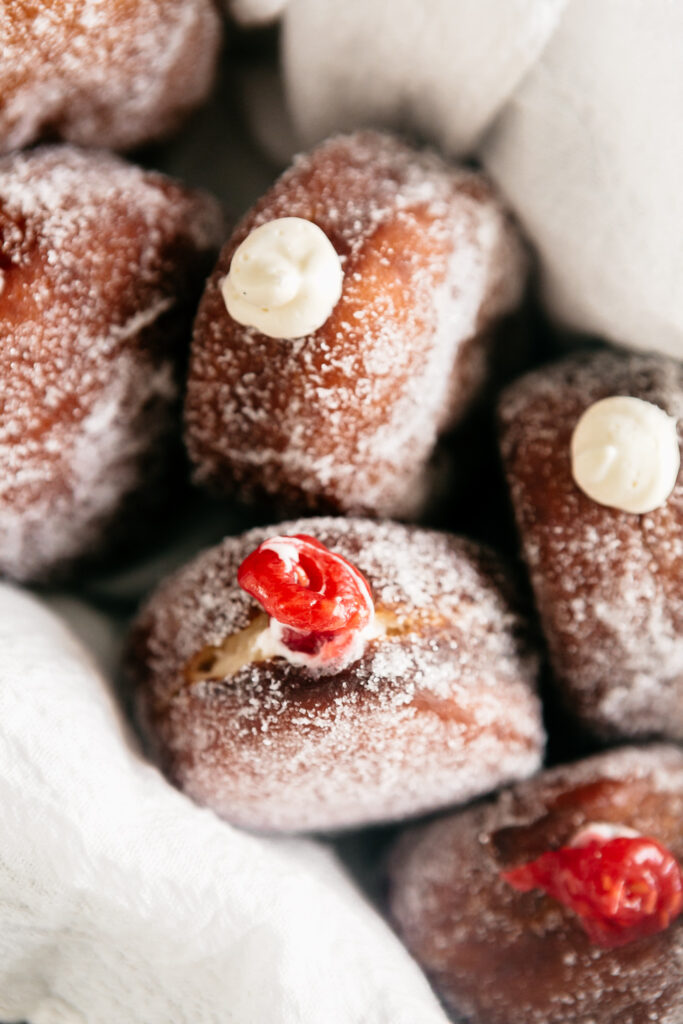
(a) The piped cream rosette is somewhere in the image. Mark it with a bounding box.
[221,217,343,339]
[571,395,680,514]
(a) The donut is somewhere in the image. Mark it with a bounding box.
[127,517,544,832]
[0,0,221,154]
[388,744,683,1024]
[498,348,683,741]
[0,145,224,582]
[185,131,527,518]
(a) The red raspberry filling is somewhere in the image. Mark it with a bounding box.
[501,832,683,948]
[237,535,374,664]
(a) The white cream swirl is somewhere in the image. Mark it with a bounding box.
[571,395,680,514]
[221,217,343,339]
[570,822,641,847]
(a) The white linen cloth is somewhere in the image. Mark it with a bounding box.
[0,585,448,1023]
[255,0,683,360]
[228,0,288,25]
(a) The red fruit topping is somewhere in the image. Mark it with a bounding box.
[501,831,683,948]
[237,535,374,664]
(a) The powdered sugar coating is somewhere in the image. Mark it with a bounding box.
[389,744,683,1024]
[128,517,544,832]
[0,145,224,581]
[499,349,683,740]
[0,0,221,153]
[185,131,527,517]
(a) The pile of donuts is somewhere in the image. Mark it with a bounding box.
[2,6,682,1023]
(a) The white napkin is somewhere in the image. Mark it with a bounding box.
[228,0,288,24]
[270,0,683,360]
[481,0,683,359]
[283,0,566,156]
[0,585,448,1024]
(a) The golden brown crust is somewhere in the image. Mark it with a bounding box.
[498,348,683,740]
[0,145,224,581]
[0,0,221,152]
[389,744,683,1024]
[127,517,544,832]
[185,131,526,518]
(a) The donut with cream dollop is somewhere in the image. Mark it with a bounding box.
[185,131,527,518]
[0,0,221,153]
[498,349,683,741]
[389,744,683,1024]
[0,145,224,581]
[127,517,544,832]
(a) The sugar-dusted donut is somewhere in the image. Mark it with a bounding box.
[185,131,527,518]
[389,744,683,1024]
[0,0,220,154]
[0,145,224,582]
[498,348,683,741]
[127,517,544,832]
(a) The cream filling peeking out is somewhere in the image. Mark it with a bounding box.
[185,608,403,684]
[255,613,384,671]
[571,395,680,514]
[221,217,344,339]
[570,821,641,847]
